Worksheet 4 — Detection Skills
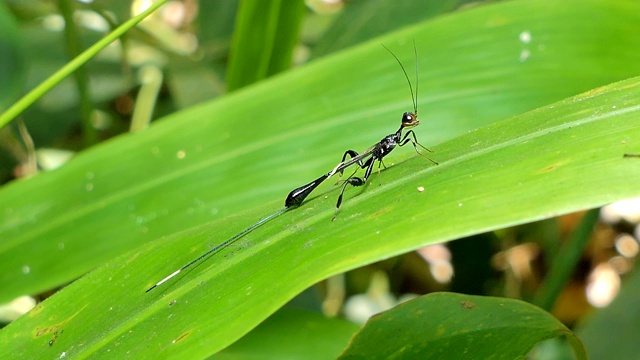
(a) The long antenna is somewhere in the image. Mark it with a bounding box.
[381,42,418,115]
[413,39,419,116]
[146,207,288,292]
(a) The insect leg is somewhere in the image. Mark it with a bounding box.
[334,150,362,184]
[399,130,438,165]
[332,158,376,220]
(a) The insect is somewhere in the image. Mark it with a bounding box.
[284,43,438,219]
[145,43,437,292]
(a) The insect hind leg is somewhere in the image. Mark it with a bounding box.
[332,159,375,221]
[335,149,362,185]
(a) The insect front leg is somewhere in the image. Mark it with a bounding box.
[400,130,438,165]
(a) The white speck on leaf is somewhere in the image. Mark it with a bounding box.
[519,31,531,44]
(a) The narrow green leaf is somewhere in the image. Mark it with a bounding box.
[0,73,638,359]
[337,293,586,359]
[226,0,305,91]
[532,209,600,311]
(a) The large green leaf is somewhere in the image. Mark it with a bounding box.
[338,293,586,359]
[2,0,640,304]
[1,69,639,358]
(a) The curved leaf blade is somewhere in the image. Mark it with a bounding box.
[1,73,639,359]
[337,293,586,359]
[2,0,640,302]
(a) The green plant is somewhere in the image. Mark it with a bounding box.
[0,0,639,358]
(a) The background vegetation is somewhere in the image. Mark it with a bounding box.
[0,0,639,358]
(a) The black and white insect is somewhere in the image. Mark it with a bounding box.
[284,43,438,219]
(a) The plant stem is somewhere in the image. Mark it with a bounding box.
[532,208,600,311]
[0,0,170,130]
